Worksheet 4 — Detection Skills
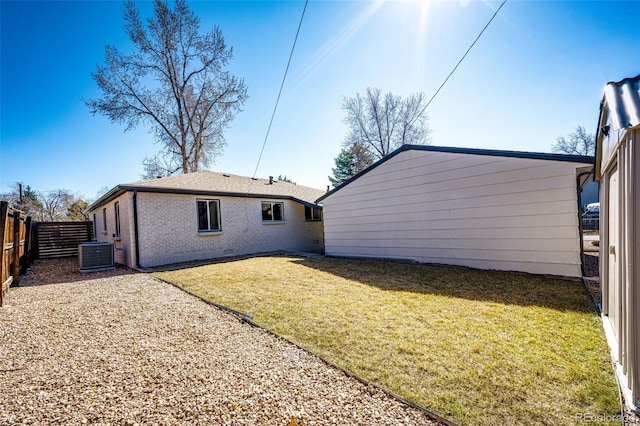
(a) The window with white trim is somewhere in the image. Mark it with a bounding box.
[197,199,221,232]
[102,208,107,233]
[305,206,321,221]
[262,202,284,222]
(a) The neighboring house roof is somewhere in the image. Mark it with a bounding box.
[317,144,594,203]
[602,74,640,131]
[87,171,326,212]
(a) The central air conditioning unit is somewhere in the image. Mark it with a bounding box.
[79,242,115,273]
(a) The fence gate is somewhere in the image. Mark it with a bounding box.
[1,202,31,307]
[35,221,93,259]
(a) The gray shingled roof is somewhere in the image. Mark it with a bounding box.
[87,171,326,212]
[603,75,640,130]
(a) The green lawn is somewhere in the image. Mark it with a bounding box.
[154,256,620,425]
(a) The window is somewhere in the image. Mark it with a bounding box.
[305,206,322,221]
[197,199,221,232]
[102,208,107,232]
[92,214,97,239]
[114,202,121,237]
[262,202,284,222]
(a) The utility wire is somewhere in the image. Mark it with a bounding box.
[252,0,309,178]
[419,0,507,116]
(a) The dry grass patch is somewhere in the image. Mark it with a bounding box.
[154,256,620,426]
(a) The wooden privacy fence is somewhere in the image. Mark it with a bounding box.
[1,202,33,307]
[35,221,93,259]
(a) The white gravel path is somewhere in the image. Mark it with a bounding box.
[0,260,440,425]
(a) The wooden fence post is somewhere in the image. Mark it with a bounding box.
[12,210,22,286]
[21,216,32,273]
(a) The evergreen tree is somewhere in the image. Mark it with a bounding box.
[329,148,357,188]
[277,175,295,184]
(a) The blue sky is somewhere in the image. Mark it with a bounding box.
[1,0,639,201]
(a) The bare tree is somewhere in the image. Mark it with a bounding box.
[141,151,181,179]
[0,188,20,210]
[551,126,595,156]
[22,186,45,219]
[342,88,431,161]
[0,185,86,221]
[86,0,248,175]
[95,186,111,200]
[349,142,374,173]
[0,184,44,218]
[41,190,74,222]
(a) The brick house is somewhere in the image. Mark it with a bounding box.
[86,171,324,268]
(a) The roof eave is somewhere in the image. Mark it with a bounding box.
[594,100,606,182]
[86,186,127,213]
[88,184,322,211]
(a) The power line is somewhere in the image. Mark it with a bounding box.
[419,0,507,116]
[252,0,309,178]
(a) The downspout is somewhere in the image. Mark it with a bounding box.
[576,170,592,278]
[133,190,141,269]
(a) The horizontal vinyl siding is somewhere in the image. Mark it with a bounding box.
[331,151,575,203]
[325,226,578,240]
[326,249,577,277]
[326,237,579,252]
[322,150,588,277]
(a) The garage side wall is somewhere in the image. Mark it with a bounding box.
[322,150,588,277]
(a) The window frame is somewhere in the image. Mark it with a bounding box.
[92,213,97,240]
[304,206,322,222]
[114,202,121,237]
[196,199,222,233]
[261,201,285,222]
[102,208,107,233]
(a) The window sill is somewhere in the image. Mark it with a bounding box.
[198,230,223,235]
[262,221,286,225]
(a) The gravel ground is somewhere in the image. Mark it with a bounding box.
[582,239,600,306]
[583,253,599,278]
[1,259,440,425]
